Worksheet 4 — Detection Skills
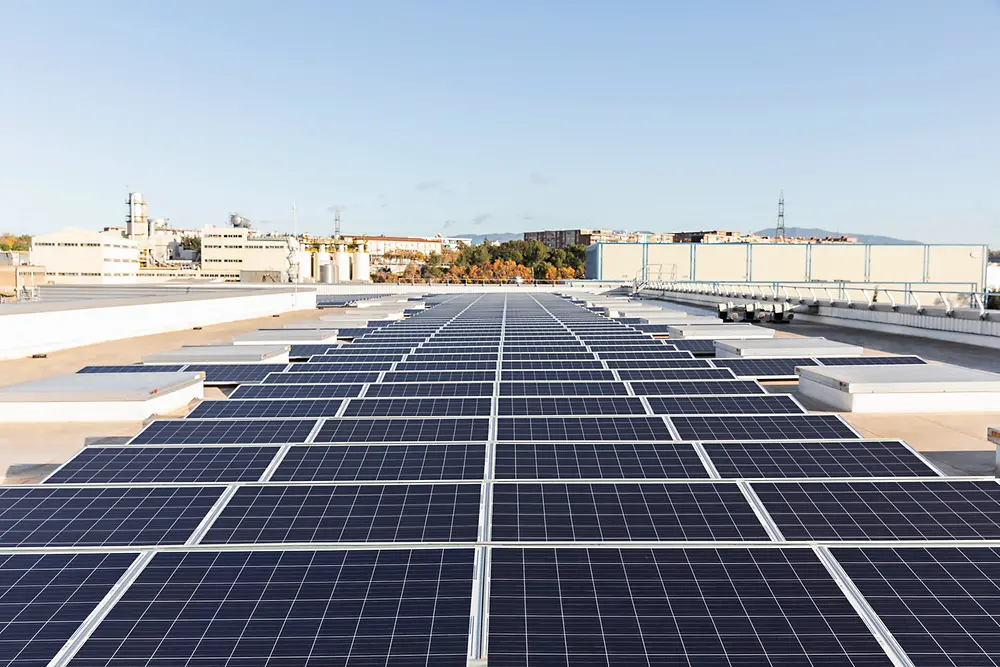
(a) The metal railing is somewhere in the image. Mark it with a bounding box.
[635,279,994,318]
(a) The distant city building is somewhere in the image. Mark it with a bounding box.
[336,235,444,257]
[524,229,674,248]
[201,227,303,282]
[30,228,140,284]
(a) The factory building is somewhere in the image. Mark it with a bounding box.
[201,228,307,282]
[524,229,674,248]
[30,229,140,284]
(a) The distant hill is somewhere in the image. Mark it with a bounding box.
[454,232,522,245]
[754,227,921,244]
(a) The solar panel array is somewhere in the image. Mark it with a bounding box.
[9,292,989,665]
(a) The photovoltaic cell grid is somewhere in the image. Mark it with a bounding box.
[628,380,766,395]
[131,419,317,445]
[833,546,1000,667]
[494,442,710,479]
[68,549,475,667]
[488,548,893,666]
[490,483,770,541]
[754,480,1000,541]
[670,414,858,441]
[0,486,222,547]
[363,382,494,397]
[202,483,481,544]
[0,552,139,667]
[44,446,278,484]
[499,382,630,396]
[271,444,486,482]
[645,394,805,415]
[709,357,820,378]
[262,371,381,384]
[187,398,343,419]
[228,383,362,399]
[703,441,940,479]
[315,418,490,443]
[77,365,186,373]
[496,416,674,441]
[498,396,646,416]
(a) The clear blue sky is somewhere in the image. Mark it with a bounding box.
[2,0,998,245]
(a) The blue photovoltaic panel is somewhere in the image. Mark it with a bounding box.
[405,353,499,362]
[182,364,291,384]
[490,483,769,541]
[395,361,497,371]
[0,486,223,547]
[592,351,695,359]
[667,339,719,355]
[271,444,486,482]
[616,368,738,381]
[0,552,139,667]
[603,358,713,370]
[494,442,709,480]
[628,380,766,396]
[342,398,491,417]
[818,355,927,366]
[382,371,497,383]
[709,357,820,378]
[187,399,343,419]
[498,396,646,416]
[300,355,403,364]
[285,362,395,372]
[501,370,616,382]
[488,548,891,666]
[202,484,481,544]
[77,365,186,373]
[645,395,806,415]
[70,549,474,666]
[315,418,490,443]
[704,440,940,479]
[44,446,278,484]
[500,382,629,396]
[833,547,1000,667]
[363,382,493,398]
[501,360,605,370]
[496,416,673,441]
[228,383,363,400]
[130,419,317,445]
[754,480,1000,541]
[262,371,381,384]
[670,414,858,441]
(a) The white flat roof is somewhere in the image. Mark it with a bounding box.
[667,324,775,340]
[715,338,864,357]
[233,329,340,344]
[798,363,1000,394]
[0,372,204,402]
[143,345,290,364]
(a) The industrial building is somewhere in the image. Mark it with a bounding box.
[30,228,140,284]
[524,228,674,248]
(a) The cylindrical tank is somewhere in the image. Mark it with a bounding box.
[352,243,371,283]
[320,263,335,283]
[335,245,352,281]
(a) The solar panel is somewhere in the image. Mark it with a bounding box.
[315,418,490,443]
[645,395,806,415]
[494,442,709,479]
[501,360,605,370]
[490,483,769,541]
[833,546,1000,666]
[667,339,719,355]
[44,446,278,484]
[130,419,317,445]
[287,362,395,372]
[603,358,713,370]
[670,414,858,441]
[616,368,738,381]
[187,399,344,419]
[363,382,493,398]
[303,354,406,363]
[71,549,475,666]
[182,364,290,384]
[262,371,381,384]
[704,440,940,479]
[395,361,497,371]
[709,357,820,378]
[498,396,646,416]
[0,552,139,667]
[818,355,927,366]
[628,380,766,396]
[77,365,186,373]
[382,371,497,383]
[593,351,695,360]
[343,397,491,417]
[488,548,893,665]
[499,382,629,396]
[202,484,481,544]
[496,416,673,441]
[0,486,222,547]
[271,444,486,482]
[405,353,499,362]
[228,383,363,399]
[501,370,616,382]
[754,480,1000,541]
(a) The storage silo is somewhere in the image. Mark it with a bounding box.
[335,244,352,281]
[352,242,371,283]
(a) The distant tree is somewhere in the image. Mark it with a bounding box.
[179,235,201,252]
[427,252,442,268]
[0,233,31,251]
